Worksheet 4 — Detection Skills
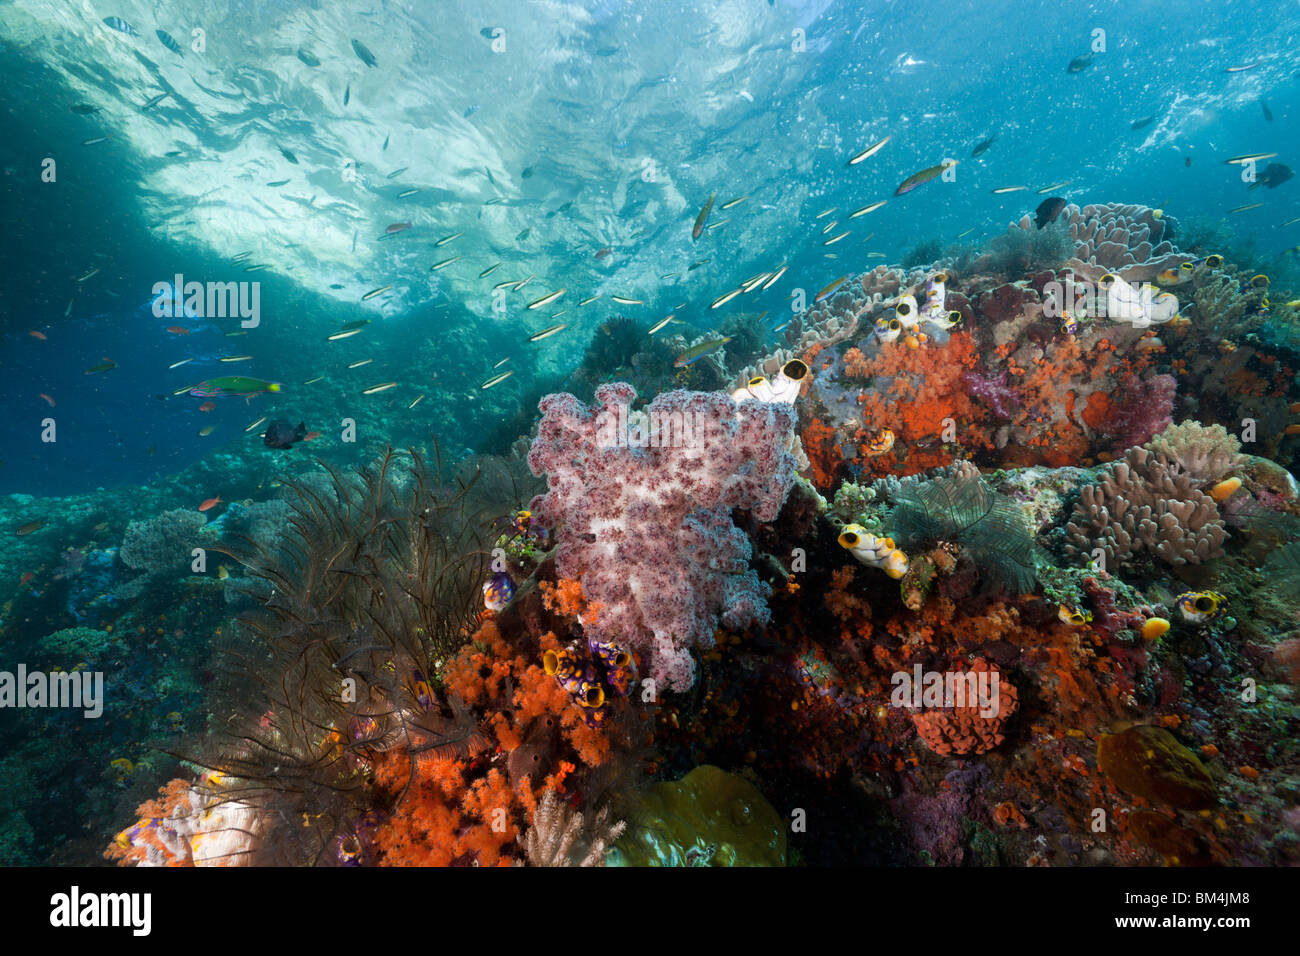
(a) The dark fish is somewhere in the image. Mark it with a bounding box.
[1185,156,1192,167]
[1067,53,1092,73]
[279,145,299,164]
[156,29,184,56]
[1249,163,1294,190]
[352,39,377,67]
[1262,100,1273,122]
[464,105,479,119]
[516,227,531,241]
[382,132,389,150]
[343,83,350,106]
[71,103,100,114]
[1130,115,1156,130]
[521,166,535,179]
[263,420,309,450]
[480,27,500,38]
[266,179,290,187]
[970,135,996,158]
[102,16,139,37]
[1034,196,1067,229]
[297,48,320,67]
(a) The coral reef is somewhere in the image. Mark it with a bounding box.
[86,191,1299,872]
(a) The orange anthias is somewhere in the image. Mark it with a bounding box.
[198,495,222,512]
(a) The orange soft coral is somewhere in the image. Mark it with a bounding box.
[801,417,843,488]
[843,346,870,378]
[371,752,527,867]
[105,778,194,867]
[539,577,596,622]
[446,618,613,770]
[849,332,992,476]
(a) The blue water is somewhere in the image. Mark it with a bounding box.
[2,0,1297,493]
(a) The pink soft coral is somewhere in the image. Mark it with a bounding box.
[527,383,798,692]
